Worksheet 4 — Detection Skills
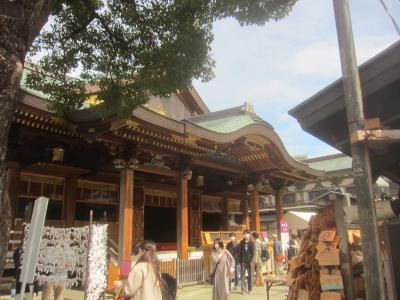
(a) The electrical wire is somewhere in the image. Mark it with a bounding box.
[378,0,400,35]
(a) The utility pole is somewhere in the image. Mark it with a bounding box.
[332,1,386,299]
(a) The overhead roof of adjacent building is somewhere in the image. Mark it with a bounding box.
[289,41,400,183]
[301,153,352,173]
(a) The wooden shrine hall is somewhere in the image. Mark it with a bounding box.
[5,65,322,261]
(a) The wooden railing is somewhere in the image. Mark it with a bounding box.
[160,259,176,277]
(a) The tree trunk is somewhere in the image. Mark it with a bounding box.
[0,33,25,279]
[0,0,52,276]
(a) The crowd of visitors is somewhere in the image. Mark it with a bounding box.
[112,231,290,300]
[14,233,294,300]
[209,229,297,299]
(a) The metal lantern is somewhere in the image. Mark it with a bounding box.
[51,147,64,163]
[196,175,204,187]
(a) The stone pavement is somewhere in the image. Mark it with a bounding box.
[176,284,288,300]
[0,283,288,300]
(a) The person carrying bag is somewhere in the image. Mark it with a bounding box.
[210,238,235,300]
[113,241,163,300]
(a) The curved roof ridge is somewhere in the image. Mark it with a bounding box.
[187,105,274,133]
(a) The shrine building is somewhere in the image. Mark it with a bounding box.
[5,63,322,262]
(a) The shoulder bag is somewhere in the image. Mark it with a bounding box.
[208,260,221,284]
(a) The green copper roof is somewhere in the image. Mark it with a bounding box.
[187,106,273,133]
[304,155,352,172]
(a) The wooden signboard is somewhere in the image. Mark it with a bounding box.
[320,269,344,291]
[319,230,336,242]
[204,232,212,245]
[320,291,341,300]
[315,247,340,266]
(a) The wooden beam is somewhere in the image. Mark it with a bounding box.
[133,186,144,245]
[118,168,134,263]
[333,195,356,300]
[222,197,229,231]
[63,175,78,227]
[275,189,284,240]
[177,173,189,260]
[5,161,20,220]
[137,164,179,177]
[191,159,245,175]
[242,197,249,230]
[351,129,400,144]
[249,190,260,232]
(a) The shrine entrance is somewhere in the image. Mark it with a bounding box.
[201,195,223,231]
[201,212,222,231]
[144,206,177,243]
[143,189,177,248]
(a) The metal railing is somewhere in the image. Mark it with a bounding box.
[160,257,204,288]
[176,258,204,287]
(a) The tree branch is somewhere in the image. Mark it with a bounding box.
[79,0,125,49]
[62,15,95,43]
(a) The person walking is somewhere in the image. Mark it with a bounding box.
[287,234,299,261]
[211,238,235,300]
[226,232,240,290]
[272,234,284,276]
[118,240,162,300]
[252,232,265,287]
[238,230,255,294]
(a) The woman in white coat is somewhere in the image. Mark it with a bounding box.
[211,238,235,300]
[120,240,162,300]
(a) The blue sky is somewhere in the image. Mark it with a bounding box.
[193,0,400,158]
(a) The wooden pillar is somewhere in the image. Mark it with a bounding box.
[250,189,260,232]
[5,161,20,220]
[189,192,202,247]
[222,197,229,231]
[275,189,284,240]
[177,173,189,260]
[63,175,78,227]
[242,197,249,230]
[334,194,356,300]
[118,168,134,264]
[133,186,144,245]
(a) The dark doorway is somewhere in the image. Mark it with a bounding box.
[202,212,222,231]
[144,206,177,243]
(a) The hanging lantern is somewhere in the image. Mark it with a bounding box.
[196,175,204,187]
[52,147,64,163]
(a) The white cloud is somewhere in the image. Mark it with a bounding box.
[279,35,396,78]
[194,0,400,159]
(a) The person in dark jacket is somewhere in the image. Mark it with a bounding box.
[237,230,255,294]
[226,232,240,289]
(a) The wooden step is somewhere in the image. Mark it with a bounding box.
[8,240,21,245]
[10,230,23,235]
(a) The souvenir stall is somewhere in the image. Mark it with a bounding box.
[287,191,400,300]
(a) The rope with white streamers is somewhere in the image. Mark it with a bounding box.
[21,223,108,300]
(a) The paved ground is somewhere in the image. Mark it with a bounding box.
[0,283,288,300]
[176,284,288,300]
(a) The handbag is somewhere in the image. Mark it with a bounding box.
[276,253,285,262]
[208,260,220,284]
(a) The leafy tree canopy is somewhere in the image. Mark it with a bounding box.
[25,0,297,116]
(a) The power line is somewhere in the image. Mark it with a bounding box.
[378,0,400,35]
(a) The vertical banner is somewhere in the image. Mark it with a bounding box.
[19,197,49,299]
[280,220,290,253]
